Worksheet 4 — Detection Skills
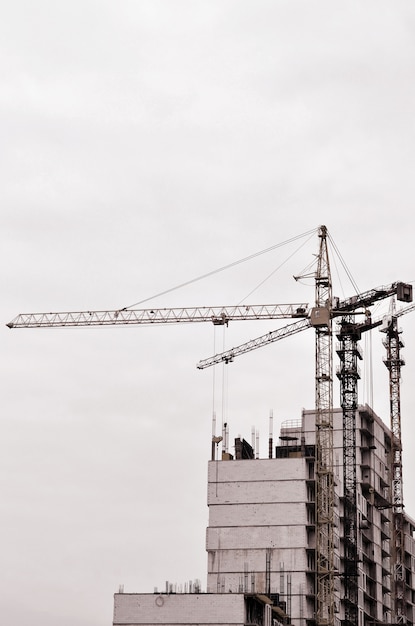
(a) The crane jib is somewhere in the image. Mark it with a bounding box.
[7,282,413,330]
[6,303,310,329]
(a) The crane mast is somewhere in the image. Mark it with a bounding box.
[383,305,406,624]
[336,317,360,626]
[313,225,335,626]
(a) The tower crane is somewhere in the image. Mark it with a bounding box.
[322,298,414,626]
[385,305,407,625]
[381,301,415,624]
[7,226,413,626]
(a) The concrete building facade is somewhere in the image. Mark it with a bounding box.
[113,592,287,626]
[113,405,415,626]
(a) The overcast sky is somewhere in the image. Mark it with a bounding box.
[2,2,415,625]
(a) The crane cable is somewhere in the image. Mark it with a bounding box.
[328,231,378,408]
[327,232,360,295]
[238,229,317,304]
[121,227,318,310]
[211,323,229,457]
[221,323,229,450]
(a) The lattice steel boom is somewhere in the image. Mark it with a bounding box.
[197,318,311,369]
[7,303,309,329]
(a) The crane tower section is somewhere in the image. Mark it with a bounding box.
[336,319,361,626]
[312,225,335,626]
[383,308,406,624]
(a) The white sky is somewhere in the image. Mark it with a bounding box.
[2,1,415,625]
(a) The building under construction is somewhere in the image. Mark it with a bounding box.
[110,228,415,626]
[7,225,415,626]
[113,406,415,626]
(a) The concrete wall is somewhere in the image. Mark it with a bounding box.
[113,593,245,626]
[206,525,307,551]
[208,479,306,505]
[206,454,309,622]
[209,501,306,527]
[208,458,307,484]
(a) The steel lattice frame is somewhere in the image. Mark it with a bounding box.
[6,303,309,328]
[383,315,406,624]
[336,320,361,626]
[197,318,311,368]
[314,226,335,626]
